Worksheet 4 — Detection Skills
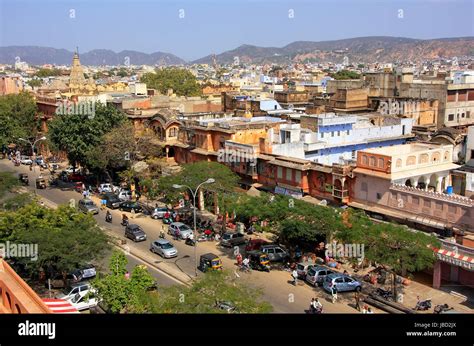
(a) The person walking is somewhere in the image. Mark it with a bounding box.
[331,285,338,304]
[291,269,298,286]
[354,291,361,311]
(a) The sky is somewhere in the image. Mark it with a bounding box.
[0,0,473,61]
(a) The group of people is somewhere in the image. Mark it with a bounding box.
[309,298,323,313]
[236,253,250,271]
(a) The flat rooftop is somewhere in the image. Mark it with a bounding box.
[360,143,444,156]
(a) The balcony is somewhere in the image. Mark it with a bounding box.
[390,184,474,207]
[333,189,348,198]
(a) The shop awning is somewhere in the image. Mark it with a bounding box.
[434,248,474,271]
[42,298,80,314]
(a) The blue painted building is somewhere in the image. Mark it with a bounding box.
[270,113,414,165]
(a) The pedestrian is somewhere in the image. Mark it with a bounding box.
[362,304,368,313]
[354,291,361,311]
[125,271,130,280]
[236,253,243,266]
[291,269,298,286]
[82,189,87,199]
[331,285,338,304]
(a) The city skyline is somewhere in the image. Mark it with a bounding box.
[1,0,473,60]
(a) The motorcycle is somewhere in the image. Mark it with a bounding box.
[185,237,196,246]
[308,305,323,314]
[376,288,393,300]
[105,211,112,223]
[121,215,129,227]
[434,304,453,314]
[415,299,432,311]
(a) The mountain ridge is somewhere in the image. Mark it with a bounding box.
[1,36,473,66]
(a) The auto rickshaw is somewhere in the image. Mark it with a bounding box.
[36,177,47,189]
[247,250,271,272]
[198,253,223,272]
[18,173,29,186]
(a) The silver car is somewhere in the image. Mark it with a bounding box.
[150,239,178,258]
[78,199,99,214]
[305,266,335,286]
[151,207,168,220]
[168,222,193,239]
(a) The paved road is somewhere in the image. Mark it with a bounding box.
[1,159,362,313]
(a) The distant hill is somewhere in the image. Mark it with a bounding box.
[0,46,186,66]
[192,36,474,64]
[1,37,473,66]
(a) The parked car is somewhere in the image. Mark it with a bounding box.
[71,264,96,281]
[151,207,168,219]
[245,238,270,252]
[100,193,122,209]
[168,222,193,239]
[78,198,99,214]
[119,201,144,213]
[125,224,147,242]
[68,291,99,311]
[56,282,92,300]
[220,232,246,248]
[99,183,118,193]
[68,173,86,182]
[305,266,335,287]
[117,190,132,201]
[260,244,288,262]
[150,239,178,258]
[323,273,362,293]
[296,261,314,279]
[20,156,32,165]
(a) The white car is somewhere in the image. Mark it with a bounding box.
[20,156,33,165]
[117,190,132,201]
[67,290,99,311]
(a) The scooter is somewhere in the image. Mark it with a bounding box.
[105,211,112,223]
[376,288,393,300]
[434,304,452,314]
[185,237,196,246]
[308,305,323,314]
[121,215,129,227]
[415,299,432,311]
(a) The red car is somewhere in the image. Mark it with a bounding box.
[245,239,270,252]
[68,173,85,182]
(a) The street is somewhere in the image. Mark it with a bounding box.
[1,159,361,313]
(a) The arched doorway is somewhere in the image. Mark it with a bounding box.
[405,179,412,187]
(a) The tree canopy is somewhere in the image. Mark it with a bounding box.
[34,68,61,78]
[152,161,239,204]
[330,69,361,80]
[48,103,127,169]
[140,68,201,97]
[0,203,110,276]
[0,93,39,148]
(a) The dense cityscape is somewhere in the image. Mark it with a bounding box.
[0,0,473,344]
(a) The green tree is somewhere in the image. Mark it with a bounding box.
[27,79,42,89]
[35,68,61,78]
[155,161,239,205]
[0,203,110,277]
[92,251,156,313]
[139,271,272,313]
[330,69,361,80]
[0,93,39,148]
[141,68,201,96]
[48,103,126,169]
[0,171,20,198]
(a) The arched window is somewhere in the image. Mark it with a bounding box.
[369,156,376,166]
[168,127,178,138]
[406,156,416,165]
[396,159,402,168]
[378,158,384,168]
[431,152,441,162]
[444,151,450,161]
[362,155,368,165]
[419,153,429,164]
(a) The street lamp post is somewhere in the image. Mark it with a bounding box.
[18,136,46,194]
[173,178,215,277]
